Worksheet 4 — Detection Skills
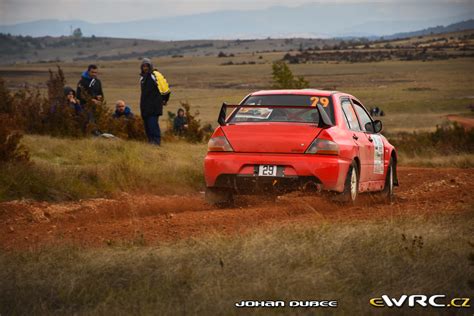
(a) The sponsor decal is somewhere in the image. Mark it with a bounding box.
[370,295,471,308]
[371,134,384,174]
[235,107,273,120]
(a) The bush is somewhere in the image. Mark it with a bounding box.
[165,101,213,143]
[0,115,29,163]
[271,61,309,89]
[0,79,30,162]
[43,68,85,137]
[0,68,147,141]
[390,122,474,156]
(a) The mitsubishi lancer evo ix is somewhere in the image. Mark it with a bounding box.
[204,89,398,206]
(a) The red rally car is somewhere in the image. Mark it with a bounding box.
[204,89,398,206]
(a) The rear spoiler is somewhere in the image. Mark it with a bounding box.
[218,103,334,128]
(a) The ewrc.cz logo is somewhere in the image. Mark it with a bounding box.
[370,295,471,308]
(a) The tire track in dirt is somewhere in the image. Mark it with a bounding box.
[1,167,473,250]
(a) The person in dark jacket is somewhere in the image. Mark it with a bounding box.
[112,100,134,119]
[76,64,104,105]
[139,58,171,145]
[173,108,188,136]
[64,86,82,114]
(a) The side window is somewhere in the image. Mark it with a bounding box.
[341,99,360,131]
[352,100,374,133]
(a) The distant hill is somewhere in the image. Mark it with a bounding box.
[0,21,473,65]
[385,19,474,40]
[0,3,473,40]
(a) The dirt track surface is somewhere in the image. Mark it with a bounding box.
[1,167,473,250]
[447,114,474,129]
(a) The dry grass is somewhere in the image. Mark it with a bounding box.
[1,56,473,132]
[0,211,472,315]
[0,135,206,201]
[398,153,474,168]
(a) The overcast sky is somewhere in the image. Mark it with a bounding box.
[0,0,472,25]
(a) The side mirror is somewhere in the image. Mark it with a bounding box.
[364,122,375,133]
[373,120,383,133]
[218,102,227,126]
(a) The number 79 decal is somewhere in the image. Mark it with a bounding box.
[310,97,330,107]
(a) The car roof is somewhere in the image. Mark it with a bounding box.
[250,89,337,97]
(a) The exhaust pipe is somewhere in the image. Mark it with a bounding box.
[302,181,322,193]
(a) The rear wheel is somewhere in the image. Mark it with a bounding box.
[339,161,359,204]
[205,187,234,208]
[381,157,395,203]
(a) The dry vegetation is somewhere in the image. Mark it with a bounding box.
[1,211,472,315]
[0,135,206,201]
[1,53,473,133]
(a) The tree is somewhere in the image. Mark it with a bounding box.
[271,61,309,89]
[73,28,83,39]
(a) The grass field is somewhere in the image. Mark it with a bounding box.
[0,135,206,201]
[0,133,470,202]
[1,211,472,315]
[1,55,473,132]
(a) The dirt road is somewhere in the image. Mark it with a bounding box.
[1,167,473,250]
[447,114,474,129]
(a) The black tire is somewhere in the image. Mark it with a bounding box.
[339,161,359,204]
[205,187,234,208]
[381,157,395,203]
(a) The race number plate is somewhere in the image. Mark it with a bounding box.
[258,165,278,177]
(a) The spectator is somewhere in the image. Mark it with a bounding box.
[374,106,380,116]
[77,64,104,106]
[139,58,171,145]
[112,100,134,119]
[173,108,188,135]
[64,86,82,114]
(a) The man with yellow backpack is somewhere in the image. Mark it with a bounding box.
[139,58,171,145]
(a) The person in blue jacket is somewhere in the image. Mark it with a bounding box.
[112,100,134,119]
[76,64,104,106]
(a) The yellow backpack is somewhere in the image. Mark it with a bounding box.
[152,70,170,95]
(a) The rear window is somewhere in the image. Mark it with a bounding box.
[229,94,334,123]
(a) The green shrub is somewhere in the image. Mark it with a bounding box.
[271,61,309,89]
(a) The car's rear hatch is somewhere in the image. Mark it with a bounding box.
[222,123,322,154]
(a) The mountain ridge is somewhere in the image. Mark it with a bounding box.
[1,3,473,40]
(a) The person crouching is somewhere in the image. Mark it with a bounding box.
[173,108,188,136]
[113,100,134,119]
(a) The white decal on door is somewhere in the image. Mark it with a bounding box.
[372,135,384,174]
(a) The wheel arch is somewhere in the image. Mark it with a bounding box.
[390,150,399,186]
[353,156,361,177]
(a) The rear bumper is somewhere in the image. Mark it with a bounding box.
[204,152,351,193]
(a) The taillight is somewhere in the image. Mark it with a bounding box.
[207,135,233,152]
[305,139,339,155]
